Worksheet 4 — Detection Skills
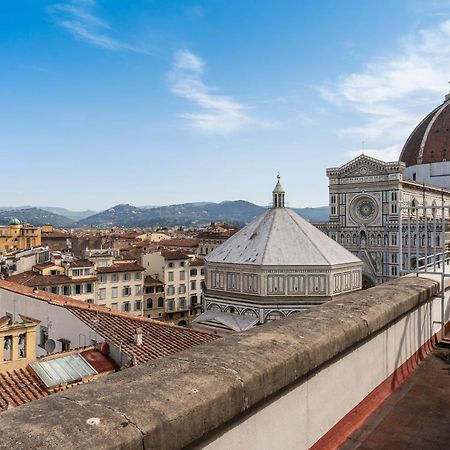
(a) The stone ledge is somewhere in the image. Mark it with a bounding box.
[0,277,438,450]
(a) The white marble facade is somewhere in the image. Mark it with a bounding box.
[204,177,363,323]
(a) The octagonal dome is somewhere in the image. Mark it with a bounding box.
[400,96,450,167]
[205,205,360,268]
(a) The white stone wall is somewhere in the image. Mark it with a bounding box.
[199,284,450,450]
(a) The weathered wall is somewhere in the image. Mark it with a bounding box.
[0,276,447,450]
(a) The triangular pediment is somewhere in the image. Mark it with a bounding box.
[334,155,391,178]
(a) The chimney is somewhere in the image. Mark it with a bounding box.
[134,327,143,346]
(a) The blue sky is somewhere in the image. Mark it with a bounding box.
[2,0,450,210]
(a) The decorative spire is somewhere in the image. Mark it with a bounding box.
[272,173,285,208]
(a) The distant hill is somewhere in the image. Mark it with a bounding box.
[76,201,328,228]
[0,206,96,221]
[0,202,329,228]
[0,208,75,227]
[38,207,97,221]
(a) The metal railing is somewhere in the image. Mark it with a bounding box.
[398,204,449,338]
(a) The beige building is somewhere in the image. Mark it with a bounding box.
[0,219,41,254]
[188,258,204,317]
[7,259,97,303]
[0,314,40,372]
[142,250,201,326]
[143,276,165,319]
[96,262,145,315]
[137,231,171,242]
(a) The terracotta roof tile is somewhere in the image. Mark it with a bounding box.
[160,238,199,248]
[0,348,115,412]
[96,263,144,273]
[7,271,96,287]
[160,250,190,260]
[0,281,219,367]
[144,276,164,286]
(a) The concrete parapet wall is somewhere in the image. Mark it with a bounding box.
[0,276,447,450]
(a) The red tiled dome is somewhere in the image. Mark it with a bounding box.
[400,97,450,167]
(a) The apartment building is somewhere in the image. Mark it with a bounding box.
[188,258,204,317]
[141,250,205,326]
[143,275,165,319]
[7,259,96,304]
[0,247,50,278]
[0,219,41,254]
[96,262,145,316]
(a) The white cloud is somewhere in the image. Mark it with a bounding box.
[48,0,147,53]
[168,50,254,134]
[346,144,402,162]
[319,19,450,144]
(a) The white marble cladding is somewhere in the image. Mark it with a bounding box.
[207,264,362,298]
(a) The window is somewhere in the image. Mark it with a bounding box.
[86,298,94,304]
[99,288,106,300]
[146,298,153,309]
[178,284,186,294]
[166,299,175,311]
[111,287,118,298]
[86,283,93,293]
[167,285,175,295]
[39,326,48,348]
[63,285,71,296]
[99,274,107,283]
[180,271,185,281]
[201,268,204,276]
[123,272,131,281]
[168,262,174,268]
[180,261,185,267]
[59,339,71,352]
[211,271,225,289]
[122,302,131,312]
[18,333,26,358]
[135,285,142,295]
[226,272,241,291]
[147,287,155,294]
[111,273,119,282]
[135,272,142,280]
[267,275,284,294]
[51,286,58,294]
[190,269,197,277]
[123,286,131,296]
[179,297,187,309]
[168,271,174,282]
[191,295,198,306]
[158,297,164,307]
[135,300,142,311]
[111,303,118,310]
[191,280,197,290]
[75,284,82,295]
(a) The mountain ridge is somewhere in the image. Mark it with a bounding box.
[0,202,329,228]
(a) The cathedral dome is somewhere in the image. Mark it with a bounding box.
[400,95,450,167]
[9,218,20,226]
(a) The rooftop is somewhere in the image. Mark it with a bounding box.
[0,280,219,366]
[96,262,144,273]
[7,271,96,287]
[342,346,450,449]
[206,206,361,267]
[0,347,115,412]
